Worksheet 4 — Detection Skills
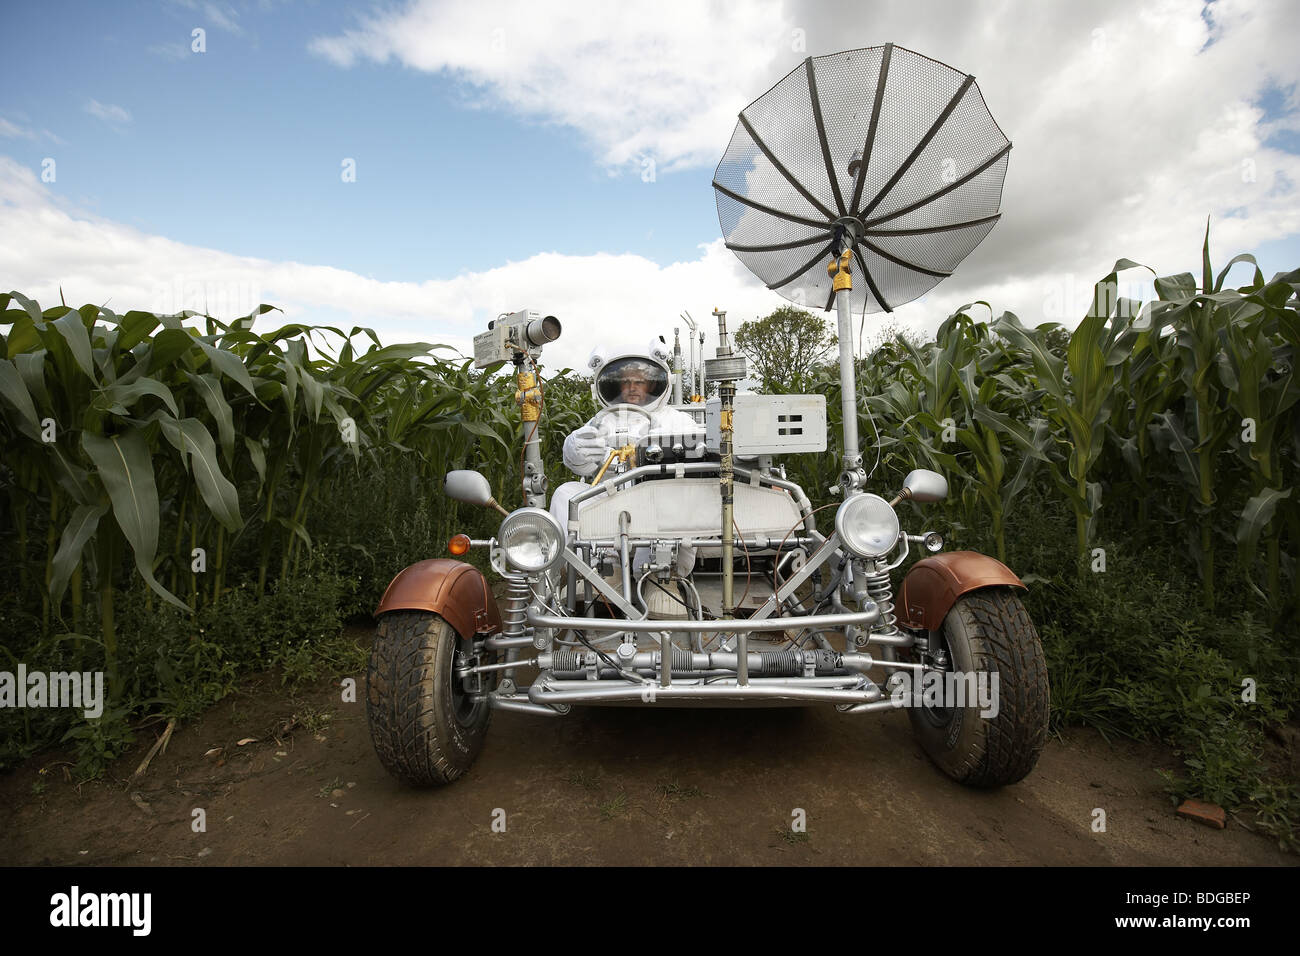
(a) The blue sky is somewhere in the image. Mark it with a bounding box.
[2,0,1298,370]
[0,1,716,279]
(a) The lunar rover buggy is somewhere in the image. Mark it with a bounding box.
[365,44,1049,788]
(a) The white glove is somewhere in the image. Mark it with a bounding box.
[563,425,609,476]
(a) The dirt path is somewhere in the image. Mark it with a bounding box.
[1,627,1293,866]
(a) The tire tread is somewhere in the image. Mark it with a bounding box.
[908,587,1049,788]
[959,589,1048,786]
[366,610,490,787]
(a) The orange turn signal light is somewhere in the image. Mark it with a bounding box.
[448,534,471,556]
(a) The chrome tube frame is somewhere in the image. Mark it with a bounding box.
[489,695,567,717]
[484,634,535,650]
[526,608,878,634]
[560,547,640,618]
[577,535,819,550]
[527,679,901,707]
[482,448,926,713]
[541,676,864,690]
[565,462,818,529]
[834,283,860,486]
[530,649,879,674]
[618,511,634,608]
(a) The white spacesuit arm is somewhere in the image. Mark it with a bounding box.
[563,428,599,477]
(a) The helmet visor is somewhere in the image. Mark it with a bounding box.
[596,358,668,407]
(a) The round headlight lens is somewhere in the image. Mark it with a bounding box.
[835,493,900,559]
[499,508,563,572]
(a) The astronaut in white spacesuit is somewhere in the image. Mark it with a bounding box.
[550,351,703,584]
[560,354,700,478]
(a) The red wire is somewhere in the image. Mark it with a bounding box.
[731,516,754,610]
[772,501,839,594]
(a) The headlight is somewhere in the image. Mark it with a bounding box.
[835,493,900,559]
[499,507,563,573]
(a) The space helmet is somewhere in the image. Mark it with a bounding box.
[590,352,672,412]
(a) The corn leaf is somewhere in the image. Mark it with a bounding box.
[49,503,109,604]
[81,429,188,611]
[155,414,243,531]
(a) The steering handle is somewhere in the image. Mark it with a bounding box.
[589,403,654,439]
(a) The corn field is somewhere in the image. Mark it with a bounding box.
[0,293,597,693]
[783,234,1300,622]
[1,231,1297,792]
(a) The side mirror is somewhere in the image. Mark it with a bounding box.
[902,469,948,503]
[445,470,493,507]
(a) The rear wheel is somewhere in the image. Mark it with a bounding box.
[366,610,491,787]
[906,588,1048,787]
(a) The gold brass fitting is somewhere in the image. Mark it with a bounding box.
[515,370,542,422]
[591,443,636,485]
[831,249,853,292]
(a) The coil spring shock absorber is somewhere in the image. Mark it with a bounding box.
[501,573,530,641]
[861,563,898,640]
[859,562,914,696]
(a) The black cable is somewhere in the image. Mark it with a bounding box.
[814,558,847,604]
[667,579,718,621]
[650,579,692,611]
[571,630,641,684]
[789,626,839,651]
[535,584,638,684]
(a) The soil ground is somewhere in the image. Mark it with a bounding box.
[1,626,1294,867]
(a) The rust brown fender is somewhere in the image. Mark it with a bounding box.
[374,558,502,638]
[896,551,1025,632]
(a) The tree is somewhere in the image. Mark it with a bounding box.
[734,306,837,393]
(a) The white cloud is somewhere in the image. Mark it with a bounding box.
[2,122,1295,394]
[308,0,1300,318]
[0,117,65,145]
[0,117,36,140]
[5,0,1299,386]
[166,0,243,34]
[203,2,243,34]
[0,157,789,372]
[309,0,793,171]
[84,100,132,125]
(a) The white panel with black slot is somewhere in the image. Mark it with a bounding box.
[704,394,828,456]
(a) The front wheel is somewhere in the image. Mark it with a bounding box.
[366,610,491,787]
[905,588,1048,788]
